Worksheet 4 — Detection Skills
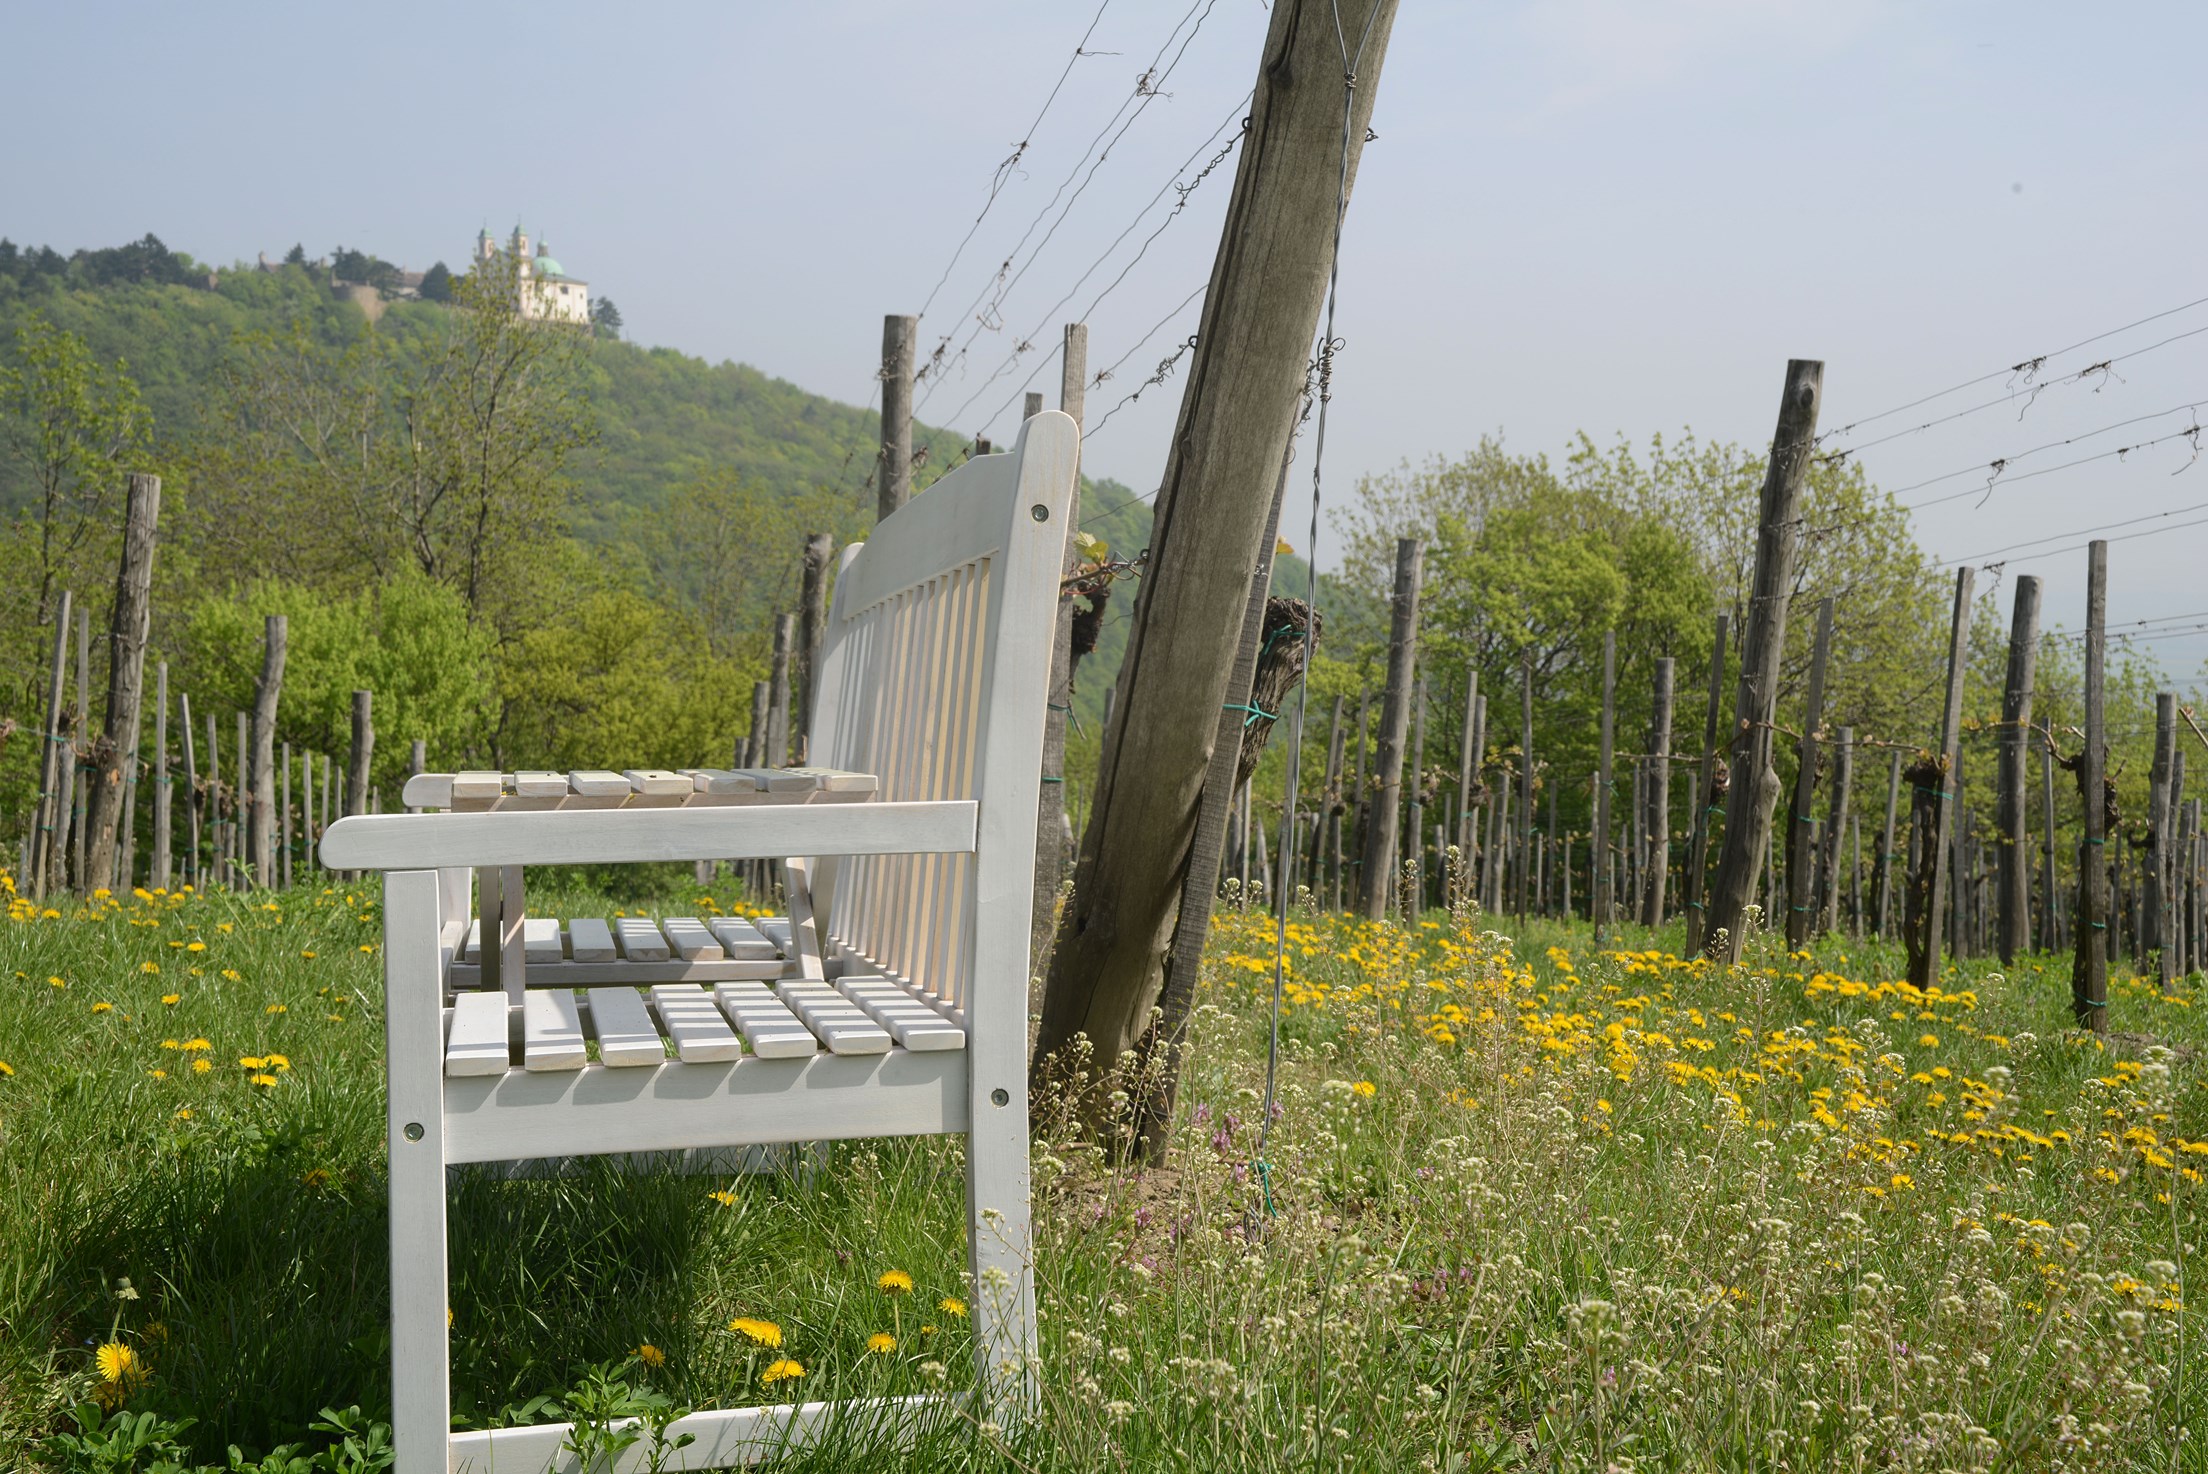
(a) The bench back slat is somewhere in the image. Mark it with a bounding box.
[812,413,1075,1025]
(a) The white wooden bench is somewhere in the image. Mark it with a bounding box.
[321,412,1077,1472]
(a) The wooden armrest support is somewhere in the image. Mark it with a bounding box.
[319,800,976,871]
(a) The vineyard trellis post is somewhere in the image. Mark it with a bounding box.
[1785,597,1834,950]
[1683,613,1727,952]
[1822,725,1853,936]
[1517,651,1534,928]
[1031,321,1088,973]
[1409,673,1427,913]
[1593,630,1616,947]
[878,314,915,521]
[1875,748,1901,936]
[150,661,171,892]
[179,694,198,890]
[2074,539,2109,1031]
[1641,656,1674,928]
[1910,566,1974,989]
[30,588,73,901]
[1360,538,1421,919]
[1706,360,1823,962]
[248,615,286,885]
[1995,576,2041,963]
[88,472,162,888]
[2151,693,2176,984]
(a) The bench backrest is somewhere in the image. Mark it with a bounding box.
[809,411,1076,1022]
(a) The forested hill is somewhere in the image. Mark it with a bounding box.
[0,234,1157,797]
[0,239,1144,540]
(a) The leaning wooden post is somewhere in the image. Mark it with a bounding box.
[1910,567,1975,989]
[150,662,172,892]
[234,711,249,885]
[2041,736,2060,953]
[767,614,795,768]
[203,711,221,887]
[797,532,834,763]
[1683,615,1728,951]
[115,690,144,891]
[1785,597,1835,950]
[179,694,199,888]
[1821,726,1854,936]
[86,473,162,887]
[1641,656,1674,928]
[1455,669,1480,859]
[68,605,91,891]
[1320,695,1346,908]
[1517,651,1534,927]
[1706,360,1823,961]
[2151,694,2176,983]
[1360,538,1422,919]
[1873,748,1902,936]
[1593,631,1617,946]
[29,589,73,901]
[281,743,294,890]
[878,314,915,521]
[1408,673,1428,915]
[2075,540,2110,1031]
[249,615,287,886]
[1995,576,2042,963]
[345,691,373,875]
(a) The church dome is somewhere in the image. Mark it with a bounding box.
[532,242,566,279]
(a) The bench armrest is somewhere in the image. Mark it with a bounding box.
[319,800,977,871]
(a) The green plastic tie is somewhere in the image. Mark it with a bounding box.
[2085,836,2107,845]
[1254,1158,1277,1219]
[1046,703,1072,713]
[2081,997,2109,1008]
[1223,701,1279,728]
[1040,776,1064,784]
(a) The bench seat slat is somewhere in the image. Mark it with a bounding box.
[706,917,781,961]
[584,987,667,1067]
[713,981,820,1059]
[616,918,671,962]
[661,916,725,961]
[775,981,893,1056]
[522,916,564,963]
[445,992,511,1077]
[838,976,967,1051]
[650,983,745,1063]
[565,917,617,963]
[523,989,588,1072]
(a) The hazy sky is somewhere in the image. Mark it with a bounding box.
[9,2,2208,684]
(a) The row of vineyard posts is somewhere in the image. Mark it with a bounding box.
[1215,360,2189,1038]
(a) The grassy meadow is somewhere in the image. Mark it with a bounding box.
[0,873,2200,1471]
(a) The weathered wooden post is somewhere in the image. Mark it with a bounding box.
[30,589,73,901]
[798,532,834,763]
[179,694,199,889]
[1785,597,1835,950]
[281,743,294,890]
[1706,360,1823,961]
[1517,651,1534,927]
[233,711,248,884]
[68,605,90,890]
[204,711,222,887]
[1682,615,1728,951]
[1903,567,1974,987]
[1360,538,1422,919]
[1821,726,1854,935]
[248,615,287,885]
[2151,694,2176,983]
[150,662,171,892]
[1995,576,2041,962]
[767,614,795,768]
[1455,670,1479,860]
[87,473,162,888]
[116,693,144,891]
[1642,656,1674,927]
[1874,748,1901,936]
[1408,673,1427,912]
[2074,540,2110,1030]
[1593,631,1617,946]
[2041,737,2060,953]
[878,314,915,521]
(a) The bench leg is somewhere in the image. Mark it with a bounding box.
[385,869,453,1472]
[966,1057,1038,1431]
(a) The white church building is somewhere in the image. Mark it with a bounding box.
[476,226,590,324]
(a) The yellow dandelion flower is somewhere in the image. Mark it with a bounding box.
[191,1059,212,1074]
[921,1324,938,1335]
[140,962,159,974]
[91,1001,114,1014]
[239,1056,267,1070]
[1352,1080,1377,1098]
[221,969,241,981]
[760,1358,805,1385]
[146,1069,167,1080]
[635,1343,666,1369]
[708,1189,738,1206]
[0,1060,14,1077]
[300,1169,332,1190]
[250,1073,279,1088]
[301,951,316,959]
[161,994,180,1006]
[48,975,66,988]
[938,1297,966,1318]
[186,941,205,953]
[358,944,374,954]
[95,1343,141,1384]
[1918,1034,1939,1048]
[264,1054,290,1070]
[728,1317,782,1348]
[867,1332,897,1354]
[173,1107,191,1120]
[878,1269,914,1295]
[181,1039,210,1052]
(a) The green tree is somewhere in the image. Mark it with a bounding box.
[418,261,454,302]
[0,313,153,631]
[590,297,622,340]
[283,243,308,267]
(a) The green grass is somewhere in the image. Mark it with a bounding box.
[0,879,2202,1471]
